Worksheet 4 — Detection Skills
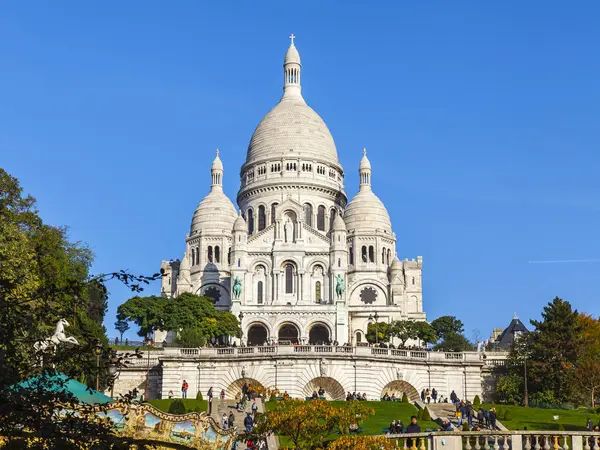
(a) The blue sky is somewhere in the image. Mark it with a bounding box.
[1,2,599,341]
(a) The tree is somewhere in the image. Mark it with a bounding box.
[389,320,418,347]
[114,319,130,342]
[365,321,391,344]
[431,315,464,340]
[495,374,522,405]
[117,293,240,342]
[414,321,438,347]
[528,297,581,402]
[327,435,399,450]
[433,332,472,352]
[248,399,374,450]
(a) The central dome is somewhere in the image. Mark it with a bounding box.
[246,95,339,167]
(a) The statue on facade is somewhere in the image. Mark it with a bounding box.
[284,217,293,243]
[319,359,327,377]
[335,274,345,299]
[34,318,80,361]
[232,276,243,299]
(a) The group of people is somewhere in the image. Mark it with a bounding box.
[310,387,326,399]
[345,391,368,401]
[386,416,422,437]
[420,388,440,403]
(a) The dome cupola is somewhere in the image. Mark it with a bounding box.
[190,150,237,235]
[344,149,392,233]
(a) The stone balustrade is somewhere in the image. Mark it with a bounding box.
[144,345,485,362]
[384,431,600,450]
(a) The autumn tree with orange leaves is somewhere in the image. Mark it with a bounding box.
[246,399,374,450]
[326,435,401,450]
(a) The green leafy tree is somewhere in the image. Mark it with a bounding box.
[390,320,418,347]
[118,292,240,342]
[176,328,206,347]
[366,321,391,344]
[414,321,438,347]
[431,315,464,340]
[433,332,472,352]
[495,374,522,405]
[114,319,130,342]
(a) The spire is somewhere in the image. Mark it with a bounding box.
[359,148,372,190]
[211,149,224,190]
[283,34,302,99]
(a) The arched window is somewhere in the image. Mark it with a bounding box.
[368,246,374,263]
[317,205,325,231]
[315,281,321,303]
[349,247,354,265]
[387,249,391,265]
[237,258,241,267]
[196,247,200,265]
[247,209,254,234]
[271,203,278,224]
[382,247,386,264]
[329,208,336,231]
[257,281,263,304]
[356,331,362,343]
[215,246,220,263]
[362,246,367,262]
[208,246,213,263]
[258,205,266,231]
[338,258,341,267]
[285,264,294,294]
[191,248,195,266]
[227,248,231,265]
[303,203,313,226]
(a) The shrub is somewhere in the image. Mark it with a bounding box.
[557,424,565,431]
[462,422,470,431]
[402,393,409,403]
[196,391,203,401]
[473,395,481,408]
[193,403,204,414]
[269,393,277,403]
[421,407,431,421]
[503,410,511,421]
[416,409,423,420]
[168,399,186,415]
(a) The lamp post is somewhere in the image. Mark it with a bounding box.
[107,359,119,399]
[374,312,379,345]
[238,312,244,343]
[93,340,102,392]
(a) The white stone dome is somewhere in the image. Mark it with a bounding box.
[344,189,392,233]
[332,212,346,232]
[190,190,237,234]
[246,95,339,166]
[285,44,301,65]
[233,212,247,232]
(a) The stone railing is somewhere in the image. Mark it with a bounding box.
[383,431,600,450]
[155,346,484,363]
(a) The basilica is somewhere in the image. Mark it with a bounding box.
[159,37,426,347]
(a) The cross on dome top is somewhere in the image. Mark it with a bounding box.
[289,33,295,45]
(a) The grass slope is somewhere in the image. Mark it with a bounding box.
[147,399,208,413]
[484,404,600,431]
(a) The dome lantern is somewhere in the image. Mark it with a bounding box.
[211,149,224,190]
[283,34,302,99]
[359,148,372,190]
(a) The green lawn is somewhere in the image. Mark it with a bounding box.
[483,404,600,431]
[265,401,438,435]
[147,399,208,413]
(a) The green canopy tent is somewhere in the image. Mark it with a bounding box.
[15,372,114,405]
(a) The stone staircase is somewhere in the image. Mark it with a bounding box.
[427,403,457,424]
[209,398,254,431]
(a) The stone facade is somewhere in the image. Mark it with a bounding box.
[157,37,425,347]
[113,347,489,402]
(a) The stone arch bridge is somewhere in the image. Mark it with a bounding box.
[112,346,486,403]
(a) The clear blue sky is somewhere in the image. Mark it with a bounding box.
[2,2,599,341]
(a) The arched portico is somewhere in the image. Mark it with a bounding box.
[247,323,269,346]
[303,377,346,400]
[308,322,330,344]
[278,322,299,344]
[380,380,420,401]
[226,378,265,399]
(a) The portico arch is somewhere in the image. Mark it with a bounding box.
[303,377,345,400]
[226,378,265,399]
[278,322,299,344]
[247,323,269,346]
[380,380,419,401]
[308,322,330,344]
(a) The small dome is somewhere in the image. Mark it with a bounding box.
[359,149,371,170]
[391,257,402,272]
[285,44,301,65]
[332,213,346,232]
[344,189,392,233]
[190,190,237,234]
[212,150,223,170]
[233,212,247,232]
